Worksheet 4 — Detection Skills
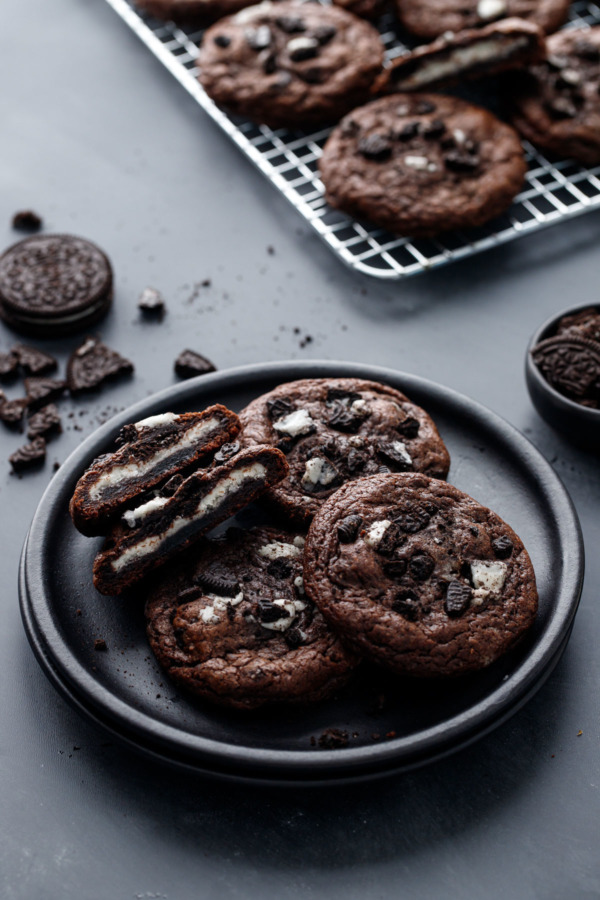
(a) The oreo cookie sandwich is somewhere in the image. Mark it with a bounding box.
[0,234,113,337]
[198,0,385,129]
[319,93,526,237]
[509,27,600,167]
[303,472,538,678]
[70,405,241,536]
[239,377,450,526]
[93,445,288,595]
[145,526,358,709]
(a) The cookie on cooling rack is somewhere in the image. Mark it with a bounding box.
[145,526,358,709]
[303,472,539,678]
[376,18,545,94]
[319,93,527,237]
[509,27,600,167]
[133,0,254,26]
[198,0,385,129]
[395,0,569,40]
[239,377,450,526]
[0,234,112,337]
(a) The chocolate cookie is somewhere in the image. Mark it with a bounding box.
[70,405,241,536]
[319,94,526,237]
[0,235,112,337]
[303,472,538,677]
[332,0,388,21]
[377,18,545,94]
[239,378,450,526]
[396,0,568,41]
[93,445,288,595]
[145,526,358,709]
[199,0,385,130]
[134,0,253,26]
[509,27,600,167]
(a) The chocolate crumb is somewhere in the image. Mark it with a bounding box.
[11,210,43,232]
[94,639,108,651]
[317,728,349,749]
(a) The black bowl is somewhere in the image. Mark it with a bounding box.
[525,304,600,452]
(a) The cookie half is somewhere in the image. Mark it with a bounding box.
[509,27,600,167]
[70,405,241,536]
[199,0,385,129]
[395,0,568,41]
[0,234,112,337]
[239,377,450,526]
[319,93,526,237]
[145,526,358,709]
[303,472,538,677]
[376,18,545,94]
[93,445,288,595]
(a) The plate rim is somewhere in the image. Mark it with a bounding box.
[19,359,585,782]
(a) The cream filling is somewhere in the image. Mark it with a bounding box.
[134,412,178,430]
[260,598,307,632]
[111,462,266,572]
[364,520,392,548]
[122,495,169,527]
[272,408,315,438]
[90,415,221,500]
[395,37,528,89]
[258,540,303,560]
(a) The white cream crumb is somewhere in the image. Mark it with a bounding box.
[272,408,315,437]
[364,519,392,548]
[476,0,507,19]
[470,560,508,594]
[258,541,303,559]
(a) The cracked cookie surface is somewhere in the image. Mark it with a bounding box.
[303,472,538,677]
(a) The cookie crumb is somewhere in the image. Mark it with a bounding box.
[174,349,216,379]
[318,728,349,749]
[577,729,583,736]
[137,287,166,318]
[94,639,108,652]
[11,210,43,232]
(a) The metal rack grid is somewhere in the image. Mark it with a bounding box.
[104,0,600,279]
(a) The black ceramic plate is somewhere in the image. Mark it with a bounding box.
[19,361,584,784]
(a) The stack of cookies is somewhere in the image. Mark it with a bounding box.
[135,0,599,237]
[70,377,538,711]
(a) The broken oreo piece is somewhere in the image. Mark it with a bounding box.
[9,436,46,472]
[174,349,216,380]
[25,376,67,410]
[11,210,43,232]
[27,404,62,440]
[67,336,134,394]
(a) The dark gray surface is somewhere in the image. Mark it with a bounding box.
[1,1,599,897]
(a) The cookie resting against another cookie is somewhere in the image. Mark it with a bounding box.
[376,18,545,94]
[395,0,569,41]
[70,405,241,536]
[303,472,538,677]
[93,445,288,595]
[198,0,385,129]
[509,27,600,167]
[145,527,358,709]
[319,94,527,237]
[239,377,450,526]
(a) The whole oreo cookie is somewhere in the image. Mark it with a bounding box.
[395,0,568,40]
[199,0,385,129]
[531,334,600,406]
[239,377,450,526]
[145,527,358,709]
[319,94,526,237]
[303,472,538,678]
[0,234,113,337]
[509,27,600,167]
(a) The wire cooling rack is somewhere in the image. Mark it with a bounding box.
[105,0,600,279]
